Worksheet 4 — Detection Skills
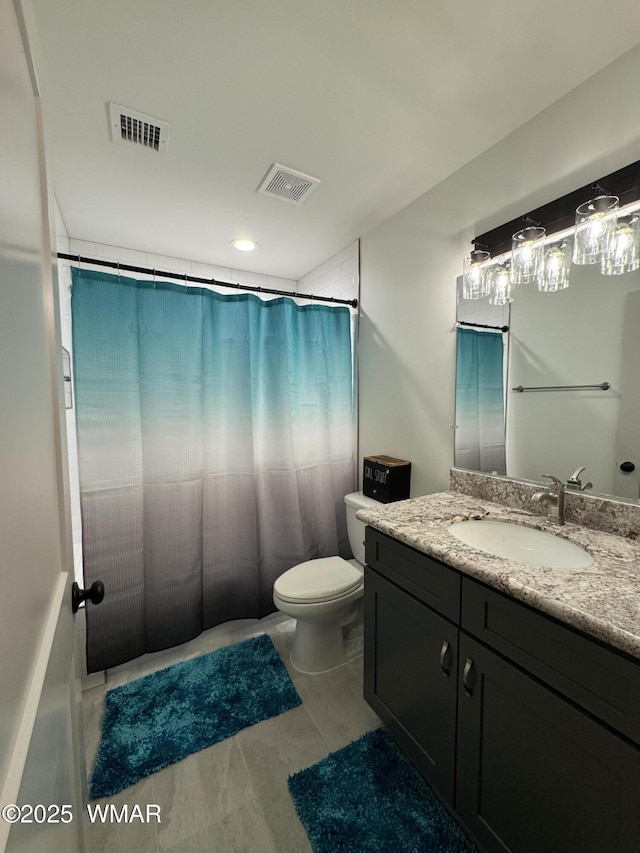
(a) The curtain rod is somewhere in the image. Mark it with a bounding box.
[57,253,358,309]
[457,320,509,333]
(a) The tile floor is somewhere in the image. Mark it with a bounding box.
[81,613,381,852]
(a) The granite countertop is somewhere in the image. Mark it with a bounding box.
[357,491,640,661]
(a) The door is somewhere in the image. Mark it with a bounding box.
[364,568,459,803]
[456,634,640,853]
[613,288,640,498]
[0,1,83,850]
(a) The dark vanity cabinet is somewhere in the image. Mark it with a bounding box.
[364,561,459,801]
[363,527,640,853]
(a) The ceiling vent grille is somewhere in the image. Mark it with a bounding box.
[257,163,320,205]
[109,103,170,155]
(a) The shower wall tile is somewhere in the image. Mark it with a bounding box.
[267,275,297,293]
[230,269,268,287]
[330,243,356,269]
[190,261,233,282]
[146,252,193,273]
[75,244,297,294]
[100,244,149,266]
[297,239,359,304]
[302,257,331,283]
[69,238,97,256]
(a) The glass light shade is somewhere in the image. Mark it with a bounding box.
[510,226,546,284]
[489,264,514,304]
[572,195,618,265]
[539,241,571,292]
[462,250,490,299]
[601,214,640,276]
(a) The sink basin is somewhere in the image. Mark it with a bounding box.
[448,520,593,569]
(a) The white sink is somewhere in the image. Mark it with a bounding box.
[448,520,593,569]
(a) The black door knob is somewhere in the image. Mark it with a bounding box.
[72,580,105,614]
[620,461,636,473]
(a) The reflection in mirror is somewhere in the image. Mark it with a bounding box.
[455,264,640,501]
[454,281,509,475]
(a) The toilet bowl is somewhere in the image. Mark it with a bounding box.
[272,491,381,674]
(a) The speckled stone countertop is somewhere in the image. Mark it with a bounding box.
[357,492,640,661]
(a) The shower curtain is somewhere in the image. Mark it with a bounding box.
[72,268,356,673]
[454,327,506,474]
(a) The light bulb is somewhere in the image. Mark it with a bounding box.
[511,226,545,284]
[573,195,618,265]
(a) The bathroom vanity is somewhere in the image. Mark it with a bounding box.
[359,490,640,853]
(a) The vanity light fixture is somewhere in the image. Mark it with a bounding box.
[230,238,259,252]
[573,194,618,265]
[510,224,546,285]
[462,158,640,303]
[539,240,571,292]
[601,213,640,275]
[488,263,514,304]
[462,245,490,299]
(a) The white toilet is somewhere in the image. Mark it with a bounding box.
[273,491,381,674]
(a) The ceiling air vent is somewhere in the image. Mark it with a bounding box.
[109,103,170,155]
[257,163,320,205]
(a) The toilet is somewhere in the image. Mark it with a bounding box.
[273,491,381,674]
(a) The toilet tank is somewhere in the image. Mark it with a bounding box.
[344,491,382,565]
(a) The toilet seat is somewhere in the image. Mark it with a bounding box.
[274,557,362,605]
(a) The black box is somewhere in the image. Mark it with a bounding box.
[363,455,411,503]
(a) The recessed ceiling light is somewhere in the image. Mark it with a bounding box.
[231,238,258,252]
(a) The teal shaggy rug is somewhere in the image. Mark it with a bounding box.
[91,633,300,798]
[288,729,476,853]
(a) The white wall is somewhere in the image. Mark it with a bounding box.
[359,44,640,498]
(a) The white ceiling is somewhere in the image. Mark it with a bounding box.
[32,0,640,280]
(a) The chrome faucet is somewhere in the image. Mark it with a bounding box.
[532,474,565,525]
[566,466,593,491]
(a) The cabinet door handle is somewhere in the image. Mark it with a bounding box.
[463,657,475,697]
[439,640,451,677]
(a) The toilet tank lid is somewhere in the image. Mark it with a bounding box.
[344,491,381,509]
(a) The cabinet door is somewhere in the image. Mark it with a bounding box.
[457,633,640,853]
[364,567,458,803]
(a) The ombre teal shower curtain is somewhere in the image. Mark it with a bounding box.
[454,327,506,474]
[72,268,355,672]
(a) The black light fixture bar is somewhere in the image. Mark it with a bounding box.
[57,253,359,308]
[474,159,640,258]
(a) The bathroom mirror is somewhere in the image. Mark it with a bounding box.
[455,263,640,501]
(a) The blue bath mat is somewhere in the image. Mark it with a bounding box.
[91,633,300,798]
[289,728,476,852]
